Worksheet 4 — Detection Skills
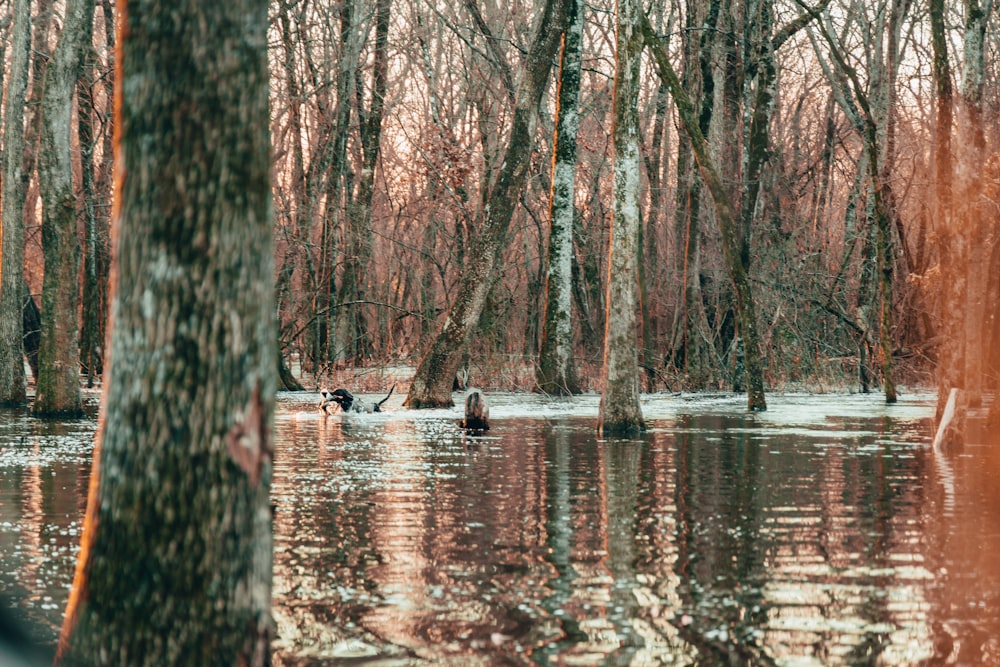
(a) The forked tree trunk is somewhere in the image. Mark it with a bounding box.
[536,0,583,396]
[598,0,645,434]
[405,0,570,407]
[0,0,31,406]
[55,1,275,663]
[34,0,94,417]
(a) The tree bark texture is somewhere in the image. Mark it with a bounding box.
[0,0,31,406]
[405,0,570,407]
[642,13,767,410]
[536,0,583,396]
[56,1,275,664]
[34,0,95,417]
[598,0,645,434]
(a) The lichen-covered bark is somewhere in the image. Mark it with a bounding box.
[598,0,645,435]
[56,1,275,664]
[0,0,31,406]
[536,0,583,396]
[406,0,570,408]
[34,0,94,417]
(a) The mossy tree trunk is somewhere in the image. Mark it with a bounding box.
[536,0,583,396]
[34,0,94,417]
[405,0,570,408]
[55,0,275,664]
[0,0,31,407]
[598,0,645,435]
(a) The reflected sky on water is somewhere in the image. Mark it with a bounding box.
[2,390,999,665]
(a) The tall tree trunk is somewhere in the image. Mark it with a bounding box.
[668,0,719,387]
[405,0,570,407]
[599,0,645,433]
[930,0,958,420]
[328,0,363,365]
[78,62,103,388]
[960,0,989,412]
[0,0,31,406]
[640,79,669,390]
[55,0,275,662]
[336,0,392,364]
[642,13,767,410]
[536,0,583,396]
[34,0,95,417]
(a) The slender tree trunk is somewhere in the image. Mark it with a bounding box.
[642,13,767,410]
[536,0,583,396]
[78,64,102,388]
[56,0,275,662]
[328,0,363,364]
[405,0,570,407]
[930,0,958,420]
[669,0,719,387]
[960,0,988,411]
[640,81,669,390]
[0,0,31,406]
[34,0,95,417]
[336,0,392,364]
[599,0,645,434]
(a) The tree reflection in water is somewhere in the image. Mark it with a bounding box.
[1,392,999,665]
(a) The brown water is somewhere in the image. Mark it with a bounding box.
[2,391,999,665]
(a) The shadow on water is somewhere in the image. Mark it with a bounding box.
[2,390,1000,665]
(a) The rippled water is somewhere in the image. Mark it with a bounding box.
[2,390,1000,665]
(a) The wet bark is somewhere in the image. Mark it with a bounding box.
[599,0,646,434]
[405,0,570,407]
[34,0,94,417]
[56,0,275,664]
[0,0,31,406]
[536,0,583,396]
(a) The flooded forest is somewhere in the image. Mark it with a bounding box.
[1,0,1000,664]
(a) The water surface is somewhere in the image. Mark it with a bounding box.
[2,391,999,665]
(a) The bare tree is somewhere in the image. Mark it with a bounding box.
[536,0,583,396]
[55,0,275,663]
[34,0,95,417]
[0,0,31,406]
[599,0,645,433]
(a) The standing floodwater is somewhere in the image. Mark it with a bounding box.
[2,391,999,665]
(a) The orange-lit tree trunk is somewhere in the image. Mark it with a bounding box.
[0,0,31,407]
[55,0,275,663]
